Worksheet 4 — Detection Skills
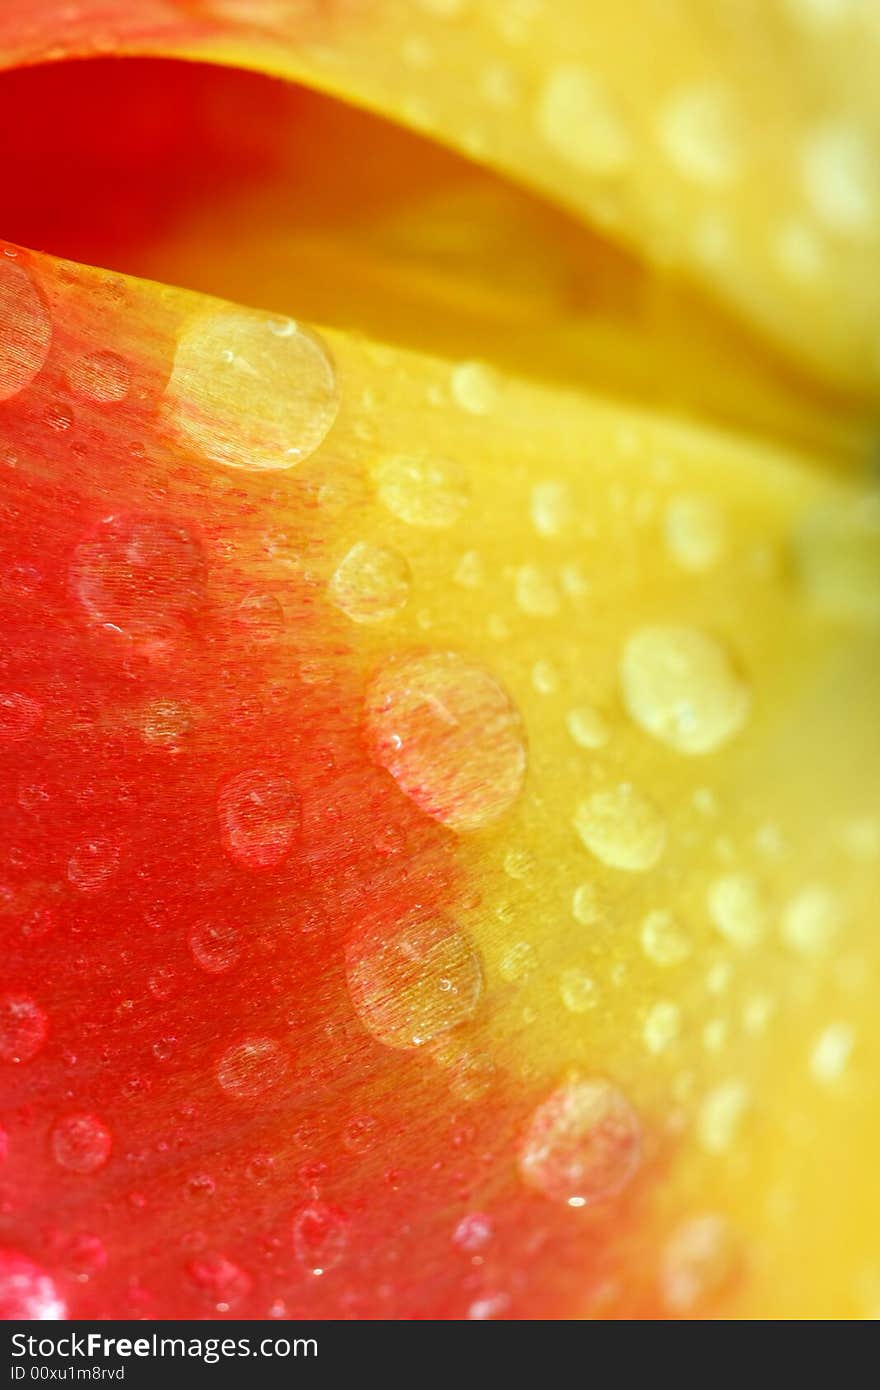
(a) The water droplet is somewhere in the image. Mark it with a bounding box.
[467,1291,511,1320]
[515,564,559,617]
[67,350,130,403]
[519,1077,641,1205]
[450,361,498,415]
[640,910,691,966]
[217,769,300,870]
[187,1253,252,1308]
[452,1212,493,1253]
[216,1037,288,1099]
[559,968,598,1014]
[454,550,483,588]
[809,1021,854,1084]
[801,121,878,237]
[140,699,193,747]
[536,65,630,173]
[342,1115,379,1153]
[189,921,241,974]
[365,651,526,833]
[566,705,609,750]
[574,784,666,872]
[0,692,44,742]
[661,1214,736,1311]
[67,837,120,893]
[345,913,482,1050]
[621,626,749,755]
[708,873,766,949]
[372,454,469,528]
[70,514,206,643]
[658,84,743,185]
[643,1000,681,1054]
[664,496,725,572]
[0,259,51,401]
[234,591,285,641]
[167,311,338,469]
[499,940,536,983]
[697,1079,749,1153]
[292,1201,348,1275]
[0,1251,65,1319]
[0,994,48,1063]
[530,481,572,538]
[780,884,841,956]
[51,1113,113,1173]
[327,542,411,624]
[571,882,601,927]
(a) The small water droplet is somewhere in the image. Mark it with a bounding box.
[345,913,482,1050]
[574,784,666,872]
[67,837,120,894]
[452,1212,493,1253]
[328,542,411,624]
[365,650,526,833]
[451,361,499,415]
[660,1214,736,1312]
[217,769,300,870]
[216,1037,288,1099]
[621,627,749,755]
[51,1113,113,1173]
[187,1253,252,1308]
[518,1076,641,1205]
[0,994,48,1063]
[189,921,241,974]
[708,873,766,949]
[67,350,131,404]
[536,65,630,174]
[658,84,743,185]
[292,1201,349,1275]
[780,884,841,956]
[0,692,44,742]
[566,705,609,750]
[640,910,691,966]
[559,968,598,1014]
[664,496,725,572]
[167,311,338,470]
[643,1000,681,1054]
[0,1251,65,1319]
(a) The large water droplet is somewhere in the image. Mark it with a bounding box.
[345,913,482,1050]
[50,1113,113,1173]
[188,921,241,974]
[518,1076,641,1206]
[0,994,48,1063]
[328,542,411,624]
[292,1202,349,1275]
[217,769,300,870]
[574,784,666,871]
[0,258,51,401]
[0,1251,65,1319]
[166,310,338,470]
[70,514,207,643]
[365,651,526,833]
[621,626,749,755]
[67,837,120,894]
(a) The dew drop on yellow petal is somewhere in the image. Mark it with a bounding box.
[574,784,666,872]
[372,454,469,528]
[536,66,631,175]
[621,626,750,755]
[365,651,526,832]
[166,311,338,470]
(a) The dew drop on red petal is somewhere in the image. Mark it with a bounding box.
[217,769,300,870]
[0,692,44,742]
[292,1202,349,1275]
[0,1251,65,1319]
[0,994,48,1063]
[69,514,207,641]
[50,1113,113,1174]
[216,1037,289,1100]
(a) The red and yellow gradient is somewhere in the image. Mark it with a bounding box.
[0,1,878,1320]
